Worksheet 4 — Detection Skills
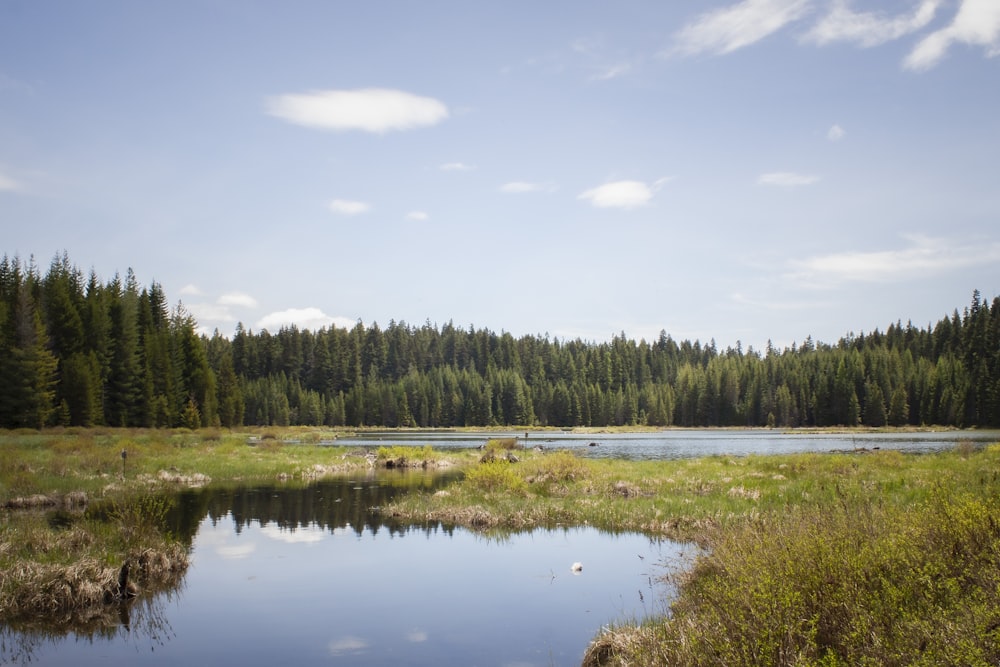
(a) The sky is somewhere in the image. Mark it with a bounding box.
[2,0,999,351]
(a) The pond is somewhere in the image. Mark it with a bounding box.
[1,472,686,667]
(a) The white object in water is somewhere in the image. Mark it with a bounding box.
[571,562,583,573]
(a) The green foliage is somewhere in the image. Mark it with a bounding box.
[581,445,1000,667]
[107,493,174,552]
[464,460,527,495]
[2,253,999,429]
[484,437,520,452]
[376,444,434,463]
[524,449,589,484]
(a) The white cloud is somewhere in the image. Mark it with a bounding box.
[328,637,368,656]
[216,543,256,560]
[578,180,654,209]
[329,199,370,215]
[672,0,811,55]
[757,171,820,186]
[499,181,555,193]
[218,291,258,308]
[905,0,1000,70]
[259,524,324,544]
[0,171,24,192]
[804,0,939,48]
[257,307,337,331]
[187,303,238,323]
[406,210,429,221]
[267,88,448,133]
[329,316,357,330]
[787,234,1000,285]
[179,284,205,297]
[827,124,846,141]
[439,162,475,171]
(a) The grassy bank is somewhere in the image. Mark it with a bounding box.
[0,427,470,622]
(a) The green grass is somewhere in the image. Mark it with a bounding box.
[4,427,1000,665]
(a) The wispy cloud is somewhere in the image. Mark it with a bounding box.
[804,0,939,48]
[186,303,237,325]
[579,180,655,209]
[787,234,1000,285]
[499,181,555,194]
[406,210,429,221]
[0,170,24,193]
[179,284,205,297]
[827,124,846,141]
[257,307,338,331]
[757,172,820,186]
[592,62,633,81]
[671,0,812,56]
[439,162,475,171]
[266,88,448,133]
[328,637,368,656]
[904,0,1000,70]
[329,199,370,216]
[218,291,258,308]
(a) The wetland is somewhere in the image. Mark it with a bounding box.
[3,427,1000,666]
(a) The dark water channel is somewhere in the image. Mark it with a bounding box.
[2,471,683,667]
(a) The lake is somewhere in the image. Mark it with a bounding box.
[330,427,1000,459]
[2,429,997,666]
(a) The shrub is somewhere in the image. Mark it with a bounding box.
[526,449,589,484]
[484,438,520,452]
[464,461,527,495]
[618,491,1000,666]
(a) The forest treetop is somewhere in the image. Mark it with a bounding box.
[2,252,998,430]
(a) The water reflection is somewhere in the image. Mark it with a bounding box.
[166,468,462,542]
[0,593,178,665]
[4,471,683,666]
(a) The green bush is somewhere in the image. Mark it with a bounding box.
[635,491,1000,666]
[376,445,433,462]
[464,461,527,495]
[525,449,589,484]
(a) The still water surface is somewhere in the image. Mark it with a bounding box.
[334,427,1000,459]
[4,429,996,666]
[3,473,683,667]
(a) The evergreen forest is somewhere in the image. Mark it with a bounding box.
[2,253,999,430]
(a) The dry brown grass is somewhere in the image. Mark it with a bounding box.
[0,544,187,622]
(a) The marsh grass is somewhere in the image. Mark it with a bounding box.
[5,426,1000,665]
[0,501,188,622]
[581,444,1000,667]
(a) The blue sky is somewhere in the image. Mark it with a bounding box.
[2,0,998,351]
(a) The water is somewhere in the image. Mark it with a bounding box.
[4,429,997,666]
[331,428,1000,459]
[2,473,684,667]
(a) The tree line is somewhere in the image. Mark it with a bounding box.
[2,253,998,430]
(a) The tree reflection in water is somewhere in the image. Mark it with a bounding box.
[1,591,178,665]
[1,469,460,665]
